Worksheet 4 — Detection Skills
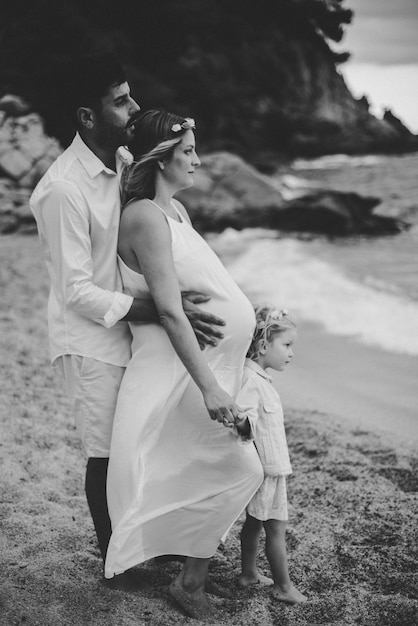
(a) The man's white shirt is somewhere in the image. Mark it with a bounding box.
[30,133,133,366]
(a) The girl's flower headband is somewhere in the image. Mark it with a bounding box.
[256,309,288,330]
[171,118,196,133]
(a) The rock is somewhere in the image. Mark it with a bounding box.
[0,213,19,234]
[17,221,38,236]
[0,147,34,182]
[178,151,408,236]
[177,152,285,230]
[275,191,406,235]
[383,109,412,138]
[0,96,62,187]
[0,94,30,118]
[0,199,15,215]
[0,178,14,198]
[180,152,284,208]
[14,199,34,224]
[0,95,64,234]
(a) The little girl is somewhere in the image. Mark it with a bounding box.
[235,305,307,604]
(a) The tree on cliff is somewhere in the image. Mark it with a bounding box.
[2,1,411,157]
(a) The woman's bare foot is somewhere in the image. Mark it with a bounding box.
[238,572,273,587]
[270,583,307,604]
[205,578,232,598]
[169,577,215,619]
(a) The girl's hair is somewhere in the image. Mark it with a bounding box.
[247,305,297,361]
[122,109,196,205]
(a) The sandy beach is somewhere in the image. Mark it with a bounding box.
[1,234,417,626]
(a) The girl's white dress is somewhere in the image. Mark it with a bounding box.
[105,204,263,579]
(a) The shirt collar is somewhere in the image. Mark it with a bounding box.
[71,132,121,179]
[244,358,272,383]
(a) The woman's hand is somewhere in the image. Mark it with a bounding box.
[202,385,240,426]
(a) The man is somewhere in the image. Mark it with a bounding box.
[30,53,224,588]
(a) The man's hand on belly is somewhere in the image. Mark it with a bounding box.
[181,292,225,349]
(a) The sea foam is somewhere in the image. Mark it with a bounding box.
[291,153,385,170]
[212,229,418,356]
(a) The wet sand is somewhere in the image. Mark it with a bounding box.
[277,322,418,452]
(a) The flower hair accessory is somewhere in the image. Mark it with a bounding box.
[271,309,288,320]
[256,309,288,330]
[117,145,134,166]
[171,117,196,133]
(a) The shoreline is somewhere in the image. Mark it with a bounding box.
[276,321,418,454]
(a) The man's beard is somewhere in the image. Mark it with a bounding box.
[102,123,131,150]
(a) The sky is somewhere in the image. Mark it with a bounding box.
[335,0,418,132]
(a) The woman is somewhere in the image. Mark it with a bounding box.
[105,110,263,618]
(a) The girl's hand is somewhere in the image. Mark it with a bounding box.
[202,385,240,426]
[234,412,251,437]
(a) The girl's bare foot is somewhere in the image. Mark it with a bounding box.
[270,583,307,604]
[238,572,273,587]
[169,577,216,619]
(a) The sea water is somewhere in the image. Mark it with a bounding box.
[208,152,418,357]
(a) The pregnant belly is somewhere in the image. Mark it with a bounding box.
[200,287,255,357]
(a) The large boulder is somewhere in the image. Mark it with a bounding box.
[273,191,404,235]
[177,152,407,236]
[0,107,62,188]
[177,152,285,229]
[0,95,63,233]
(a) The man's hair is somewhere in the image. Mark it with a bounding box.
[61,52,127,126]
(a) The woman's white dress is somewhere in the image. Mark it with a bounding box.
[105,205,263,579]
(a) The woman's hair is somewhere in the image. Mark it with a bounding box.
[122,109,196,205]
[247,305,297,361]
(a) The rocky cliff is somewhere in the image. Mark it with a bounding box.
[0,1,415,234]
[1,1,416,159]
[268,39,417,158]
[123,0,418,162]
